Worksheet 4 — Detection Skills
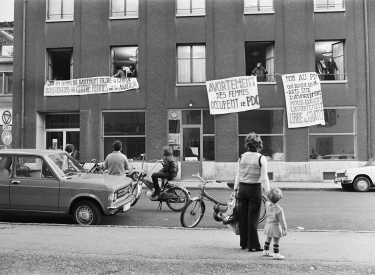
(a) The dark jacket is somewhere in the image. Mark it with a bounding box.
[160,156,178,176]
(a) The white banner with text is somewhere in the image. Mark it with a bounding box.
[281,72,325,128]
[206,76,260,115]
[44,77,139,96]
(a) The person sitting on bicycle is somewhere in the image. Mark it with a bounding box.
[104,140,132,176]
[150,146,178,200]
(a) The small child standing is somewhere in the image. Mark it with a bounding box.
[263,187,287,260]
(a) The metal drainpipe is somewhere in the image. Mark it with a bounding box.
[364,0,371,159]
[21,0,26,148]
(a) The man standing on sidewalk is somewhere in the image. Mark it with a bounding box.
[104,140,132,176]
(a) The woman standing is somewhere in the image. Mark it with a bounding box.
[327,57,339,80]
[233,132,270,252]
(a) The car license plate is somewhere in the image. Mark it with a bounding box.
[123,203,131,212]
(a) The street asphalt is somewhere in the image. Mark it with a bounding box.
[1,181,373,274]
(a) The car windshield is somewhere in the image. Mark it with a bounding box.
[46,153,85,177]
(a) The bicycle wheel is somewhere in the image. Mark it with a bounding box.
[165,186,190,212]
[130,182,143,207]
[258,195,267,224]
[180,200,205,228]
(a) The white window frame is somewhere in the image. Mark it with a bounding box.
[308,107,356,161]
[46,0,74,22]
[110,0,139,19]
[0,72,13,95]
[176,0,205,17]
[314,0,345,12]
[244,0,274,14]
[177,45,206,85]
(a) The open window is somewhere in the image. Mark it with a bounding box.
[315,41,345,81]
[245,42,275,82]
[110,46,138,78]
[47,48,73,81]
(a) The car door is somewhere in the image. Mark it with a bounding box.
[0,155,13,209]
[10,155,60,211]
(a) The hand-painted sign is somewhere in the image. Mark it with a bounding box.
[44,76,139,96]
[281,72,325,128]
[206,76,260,115]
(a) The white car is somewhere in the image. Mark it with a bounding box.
[334,158,375,192]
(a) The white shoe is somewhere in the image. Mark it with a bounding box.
[273,253,285,260]
[263,250,274,257]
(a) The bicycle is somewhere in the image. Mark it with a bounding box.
[129,153,190,211]
[85,159,104,174]
[180,173,267,228]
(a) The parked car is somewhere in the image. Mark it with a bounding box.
[0,149,135,225]
[334,157,375,192]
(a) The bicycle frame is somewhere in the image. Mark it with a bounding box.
[191,173,227,206]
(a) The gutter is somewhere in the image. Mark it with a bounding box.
[21,0,26,148]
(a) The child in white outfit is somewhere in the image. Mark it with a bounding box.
[263,187,287,260]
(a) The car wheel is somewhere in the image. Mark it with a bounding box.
[353,177,371,192]
[341,183,354,191]
[72,200,102,225]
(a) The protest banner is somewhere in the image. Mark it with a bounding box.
[44,76,139,96]
[205,76,260,115]
[281,72,325,128]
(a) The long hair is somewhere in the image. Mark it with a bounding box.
[244,132,263,152]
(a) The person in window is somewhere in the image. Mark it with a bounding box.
[326,57,339,80]
[112,66,126,78]
[103,140,132,176]
[317,58,327,80]
[233,132,270,252]
[150,146,179,200]
[65,144,79,161]
[129,64,138,78]
[251,62,268,82]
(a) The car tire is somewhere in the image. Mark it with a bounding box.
[72,200,102,225]
[353,177,371,192]
[341,183,354,191]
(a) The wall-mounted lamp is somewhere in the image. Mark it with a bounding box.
[189,100,193,107]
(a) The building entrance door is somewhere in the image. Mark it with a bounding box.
[181,127,201,179]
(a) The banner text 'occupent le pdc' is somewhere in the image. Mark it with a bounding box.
[205,76,260,115]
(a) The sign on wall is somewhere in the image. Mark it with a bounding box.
[44,77,139,96]
[206,76,260,115]
[281,72,325,128]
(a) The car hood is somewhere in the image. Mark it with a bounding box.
[337,166,373,174]
[61,173,133,191]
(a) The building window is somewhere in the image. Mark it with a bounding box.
[244,0,274,13]
[309,108,356,160]
[0,45,13,57]
[110,46,138,78]
[0,73,13,95]
[176,0,205,15]
[103,111,145,160]
[110,0,138,18]
[46,0,74,21]
[314,0,344,10]
[177,45,206,84]
[245,42,275,82]
[47,49,73,81]
[238,109,285,160]
[45,114,80,159]
[203,110,215,161]
[315,41,345,81]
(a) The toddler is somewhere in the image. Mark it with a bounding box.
[263,187,287,260]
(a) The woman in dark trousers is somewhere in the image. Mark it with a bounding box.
[233,132,270,252]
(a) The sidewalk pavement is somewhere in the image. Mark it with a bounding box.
[0,223,374,274]
[175,180,341,191]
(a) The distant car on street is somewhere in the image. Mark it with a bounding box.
[334,157,375,192]
[0,149,134,225]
